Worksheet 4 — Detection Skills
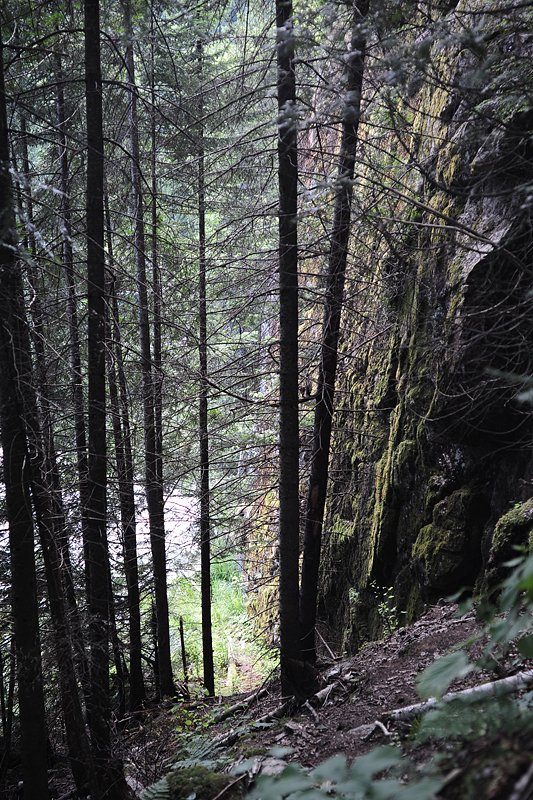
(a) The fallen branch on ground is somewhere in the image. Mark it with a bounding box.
[211,701,290,748]
[210,688,268,724]
[56,791,77,800]
[383,669,533,724]
[310,681,339,707]
[253,700,290,726]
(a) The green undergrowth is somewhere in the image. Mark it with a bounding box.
[170,558,275,694]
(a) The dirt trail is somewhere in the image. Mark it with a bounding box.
[118,602,533,798]
[205,603,487,766]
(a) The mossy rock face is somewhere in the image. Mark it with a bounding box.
[167,766,238,800]
[483,499,533,591]
[315,2,533,650]
[412,488,486,595]
[491,499,533,560]
[394,565,425,624]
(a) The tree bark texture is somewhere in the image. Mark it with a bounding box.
[276,0,302,697]
[55,53,93,708]
[123,0,174,698]
[105,218,146,711]
[0,31,50,800]
[0,636,16,787]
[84,3,113,794]
[150,12,164,534]
[197,40,215,695]
[299,0,369,662]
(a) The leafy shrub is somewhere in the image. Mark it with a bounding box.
[244,748,442,800]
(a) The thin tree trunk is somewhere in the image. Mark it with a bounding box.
[105,203,146,711]
[299,0,369,662]
[0,647,5,739]
[55,52,92,596]
[84,3,114,795]
[150,11,164,555]
[54,51,93,710]
[123,0,174,699]
[179,616,188,685]
[0,32,49,800]
[15,114,97,798]
[108,566,127,720]
[197,38,215,698]
[276,0,303,699]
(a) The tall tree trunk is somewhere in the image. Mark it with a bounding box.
[196,38,215,698]
[54,51,93,710]
[56,52,92,596]
[0,646,5,740]
[299,0,369,662]
[105,202,146,711]
[0,31,50,800]
[123,0,174,698]
[276,0,303,698]
[84,3,115,795]
[150,10,164,557]
[15,114,97,797]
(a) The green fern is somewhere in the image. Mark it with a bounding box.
[142,733,227,799]
[140,776,170,800]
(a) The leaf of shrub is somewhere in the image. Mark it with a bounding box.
[309,754,347,783]
[350,746,402,779]
[251,764,313,800]
[518,635,533,657]
[417,651,472,699]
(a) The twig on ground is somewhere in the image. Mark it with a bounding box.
[315,629,338,661]
[253,701,290,725]
[211,774,246,800]
[56,791,77,800]
[370,720,392,739]
[302,699,319,723]
[212,701,290,748]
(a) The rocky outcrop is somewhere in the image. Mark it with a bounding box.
[319,2,533,654]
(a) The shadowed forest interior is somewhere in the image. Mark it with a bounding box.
[1,0,533,798]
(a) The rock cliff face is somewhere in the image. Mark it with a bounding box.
[319,2,533,653]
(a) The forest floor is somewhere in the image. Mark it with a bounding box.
[120,601,533,799]
[25,602,533,799]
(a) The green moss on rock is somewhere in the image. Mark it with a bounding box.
[406,584,425,624]
[412,488,484,594]
[316,1,533,652]
[491,499,533,560]
[167,766,238,800]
